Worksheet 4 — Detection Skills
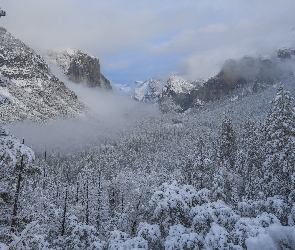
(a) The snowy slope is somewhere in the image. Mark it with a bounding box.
[0,27,86,123]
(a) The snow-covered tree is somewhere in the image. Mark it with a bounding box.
[219,115,237,169]
[148,181,197,236]
[182,137,214,191]
[107,230,147,250]
[137,222,162,249]
[237,119,264,200]
[57,216,105,250]
[0,221,51,250]
[0,127,37,241]
[211,168,226,202]
[263,86,295,197]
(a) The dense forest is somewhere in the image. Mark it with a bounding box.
[1,83,295,249]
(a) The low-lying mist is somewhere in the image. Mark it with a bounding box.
[9,72,159,155]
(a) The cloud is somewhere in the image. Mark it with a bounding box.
[1,0,295,83]
[9,69,159,154]
[148,1,295,79]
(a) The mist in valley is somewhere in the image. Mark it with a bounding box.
[9,68,159,154]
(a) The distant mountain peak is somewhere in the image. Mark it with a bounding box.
[131,77,162,103]
[163,75,195,94]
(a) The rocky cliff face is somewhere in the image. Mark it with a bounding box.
[46,49,112,90]
[196,56,289,102]
[277,48,295,59]
[0,27,86,123]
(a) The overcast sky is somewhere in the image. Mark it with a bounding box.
[1,0,295,84]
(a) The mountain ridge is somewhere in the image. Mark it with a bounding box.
[129,52,295,112]
[0,27,87,123]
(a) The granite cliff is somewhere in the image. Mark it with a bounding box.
[46,49,112,90]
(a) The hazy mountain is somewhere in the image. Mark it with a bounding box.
[131,52,294,112]
[46,49,112,90]
[195,55,292,103]
[113,83,134,95]
[0,27,86,124]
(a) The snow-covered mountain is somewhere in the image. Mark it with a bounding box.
[163,75,195,95]
[128,75,203,112]
[160,75,203,112]
[46,49,112,90]
[0,27,86,123]
[131,52,295,113]
[127,76,203,111]
[131,77,162,103]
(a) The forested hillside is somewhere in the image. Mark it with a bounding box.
[1,78,295,249]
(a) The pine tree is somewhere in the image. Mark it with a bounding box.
[219,115,237,170]
[237,119,264,200]
[181,137,213,190]
[263,86,295,197]
[0,127,38,235]
[211,169,226,201]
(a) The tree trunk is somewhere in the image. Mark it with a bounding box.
[11,156,24,232]
[61,187,68,236]
[86,180,89,225]
[96,170,101,230]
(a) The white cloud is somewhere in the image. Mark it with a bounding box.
[1,0,295,82]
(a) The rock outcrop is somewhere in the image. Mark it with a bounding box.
[277,48,295,60]
[46,49,112,90]
[196,55,289,102]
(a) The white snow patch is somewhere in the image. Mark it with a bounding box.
[246,225,295,250]
[166,75,194,94]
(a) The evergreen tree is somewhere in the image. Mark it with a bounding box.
[237,119,264,200]
[211,168,226,201]
[0,127,37,236]
[263,86,295,197]
[219,115,237,169]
